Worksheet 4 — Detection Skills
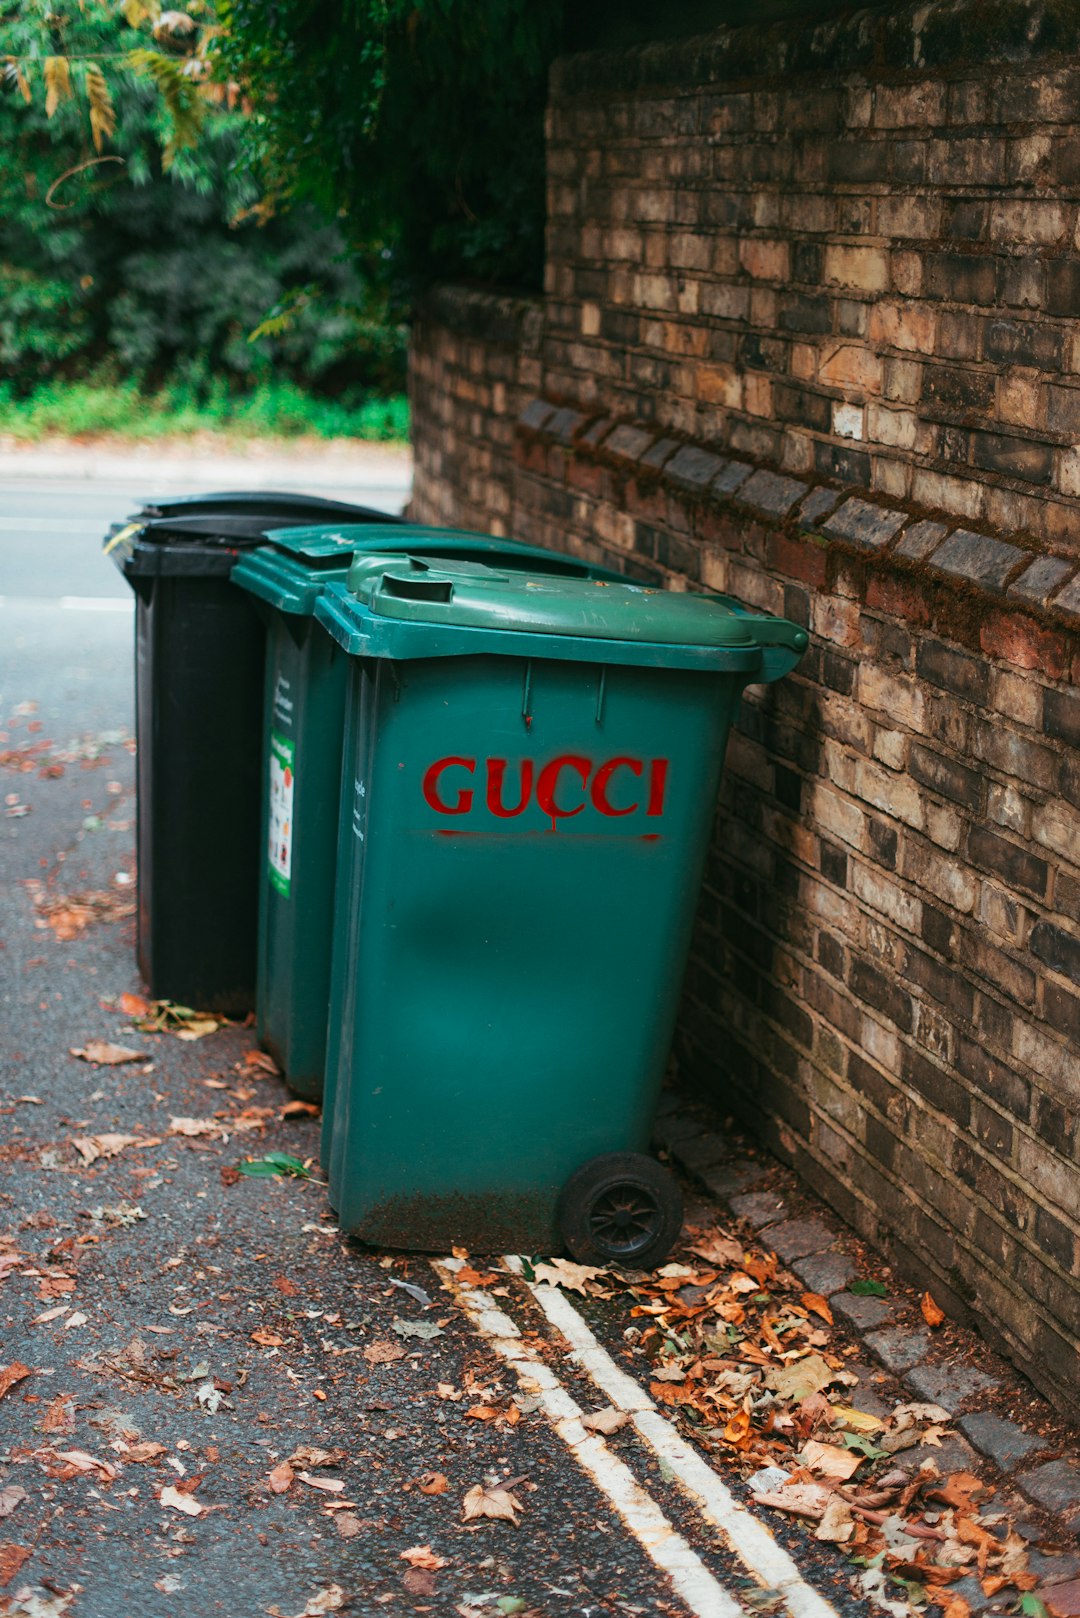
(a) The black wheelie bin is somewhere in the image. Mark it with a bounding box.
[104,491,403,1013]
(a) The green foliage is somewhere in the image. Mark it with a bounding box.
[238,1152,314,1179]
[0,376,409,442]
[0,0,406,397]
[216,0,566,291]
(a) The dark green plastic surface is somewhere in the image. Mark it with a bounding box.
[317,560,807,1250]
[231,530,630,1101]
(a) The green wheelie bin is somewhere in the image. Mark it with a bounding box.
[231,524,625,1101]
[314,556,807,1263]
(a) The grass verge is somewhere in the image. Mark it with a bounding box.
[0,379,409,444]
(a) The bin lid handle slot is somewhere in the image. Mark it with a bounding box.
[380,571,454,604]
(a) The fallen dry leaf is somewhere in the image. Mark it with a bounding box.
[416,1472,449,1496]
[72,1133,140,1165]
[32,886,134,941]
[830,1404,884,1435]
[70,1041,146,1066]
[244,1049,280,1075]
[400,1546,447,1571]
[51,1449,116,1482]
[287,1447,345,1470]
[173,1018,219,1042]
[118,992,150,1017]
[941,1600,972,1618]
[688,1231,743,1267]
[0,1543,31,1587]
[532,1259,608,1295]
[801,1291,834,1325]
[160,1483,203,1517]
[921,1291,946,1328]
[282,1100,320,1119]
[37,1397,74,1436]
[268,1461,294,1494]
[461,1481,525,1525]
[169,1117,221,1138]
[32,1306,68,1327]
[296,1471,345,1494]
[456,1267,500,1288]
[800,1440,863,1481]
[299,1587,348,1616]
[124,1441,166,1464]
[753,1481,830,1519]
[0,1363,31,1401]
[0,1488,26,1520]
[333,1513,362,1539]
[268,1586,349,1618]
[763,1353,848,1403]
[816,1494,855,1543]
[582,1407,628,1436]
[363,1340,405,1365]
[251,1330,284,1348]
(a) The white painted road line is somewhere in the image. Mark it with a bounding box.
[0,595,133,611]
[433,1258,746,1618]
[0,517,108,531]
[503,1255,840,1618]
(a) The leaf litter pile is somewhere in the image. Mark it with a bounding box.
[534,1226,1058,1618]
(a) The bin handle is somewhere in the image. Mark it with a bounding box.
[747,619,810,685]
[379,571,454,604]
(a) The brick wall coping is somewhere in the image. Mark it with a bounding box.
[551,0,1080,99]
[516,395,1080,684]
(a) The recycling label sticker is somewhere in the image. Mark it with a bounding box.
[268,732,295,897]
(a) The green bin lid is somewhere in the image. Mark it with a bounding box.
[266,520,624,582]
[316,555,808,681]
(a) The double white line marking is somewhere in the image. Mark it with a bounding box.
[433,1256,839,1618]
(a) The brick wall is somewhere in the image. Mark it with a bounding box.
[546,0,1080,555]
[408,0,1080,1411]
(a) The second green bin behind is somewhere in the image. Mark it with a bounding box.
[232,523,624,1100]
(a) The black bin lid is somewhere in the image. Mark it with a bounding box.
[137,491,402,528]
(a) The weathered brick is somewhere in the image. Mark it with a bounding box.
[603,423,655,462]
[968,827,1048,898]
[664,444,727,492]
[823,498,905,549]
[984,319,1065,370]
[1044,261,1080,318]
[850,956,914,1031]
[799,487,842,525]
[1044,687,1080,747]
[1008,556,1075,609]
[895,520,948,561]
[519,399,555,432]
[913,644,985,707]
[774,381,831,432]
[737,468,807,516]
[909,744,983,810]
[1030,921,1080,987]
[930,529,1029,591]
[925,253,999,305]
[971,432,1053,486]
[922,364,995,413]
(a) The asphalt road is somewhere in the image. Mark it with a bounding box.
[0,460,854,1618]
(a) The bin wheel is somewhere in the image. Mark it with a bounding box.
[557,1152,683,1270]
